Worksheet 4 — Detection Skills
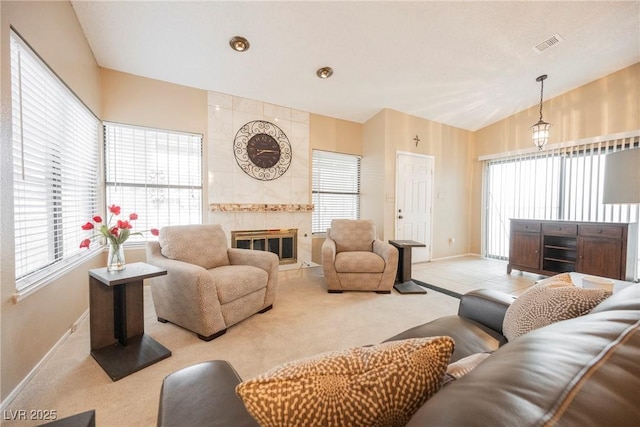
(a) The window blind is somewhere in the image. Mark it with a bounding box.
[104,122,203,238]
[484,136,640,262]
[312,150,361,233]
[11,30,100,290]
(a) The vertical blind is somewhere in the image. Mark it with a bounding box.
[484,135,640,262]
[312,150,361,233]
[104,122,203,239]
[11,30,100,290]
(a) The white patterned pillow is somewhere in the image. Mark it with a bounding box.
[503,274,611,341]
[236,337,454,427]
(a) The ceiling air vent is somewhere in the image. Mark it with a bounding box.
[533,34,564,53]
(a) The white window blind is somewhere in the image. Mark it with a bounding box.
[104,122,203,239]
[312,150,361,233]
[11,30,100,291]
[484,136,640,263]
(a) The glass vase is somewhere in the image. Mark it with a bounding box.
[107,242,126,272]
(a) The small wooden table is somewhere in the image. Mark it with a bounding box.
[389,240,427,294]
[89,262,170,381]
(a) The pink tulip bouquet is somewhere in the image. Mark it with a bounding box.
[80,204,159,270]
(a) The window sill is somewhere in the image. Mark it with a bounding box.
[13,247,103,304]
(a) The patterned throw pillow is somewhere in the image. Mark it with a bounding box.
[441,352,492,388]
[503,274,612,341]
[236,337,454,427]
[446,352,492,379]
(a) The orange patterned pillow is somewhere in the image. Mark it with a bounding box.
[236,337,454,427]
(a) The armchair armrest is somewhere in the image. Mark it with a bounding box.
[228,248,278,275]
[321,236,340,290]
[321,237,337,261]
[372,239,398,265]
[458,289,515,335]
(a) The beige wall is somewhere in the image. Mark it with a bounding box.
[0,1,103,402]
[100,68,209,262]
[101,68,208,137]
[362,109,474,259]
[469,63,640,253]
[309,113,363,156]
[309,114,363,263]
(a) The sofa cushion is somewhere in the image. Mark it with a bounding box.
[329,219,376,252]
[590,283,640,313]
[384,315,506,362]
[407,310,640,427]
[503,274,611,341]
[159,224,230,270]
[334,251,385,273]
[236,336,454,427]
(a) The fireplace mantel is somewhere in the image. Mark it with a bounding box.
[209,203,314,213]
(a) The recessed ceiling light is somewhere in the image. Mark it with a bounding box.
[316,67,333,79]
[229,36,250,52]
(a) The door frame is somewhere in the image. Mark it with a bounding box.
[395,151,434,263]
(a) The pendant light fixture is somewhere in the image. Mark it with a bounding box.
[531,74,551,150]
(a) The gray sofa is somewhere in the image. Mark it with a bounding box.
[157,284,640,426]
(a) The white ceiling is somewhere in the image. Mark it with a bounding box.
[71,1,640,131]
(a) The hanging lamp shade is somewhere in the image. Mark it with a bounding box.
[531,119,551,150]
[531,74,551,150]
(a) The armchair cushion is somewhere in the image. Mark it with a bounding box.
[211,265,268,304]
[334,251,385,273]
[159,224,230,270]
[329,219,376,252]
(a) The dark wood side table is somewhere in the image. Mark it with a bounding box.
[89,262,170,381]
[389,240,427,294]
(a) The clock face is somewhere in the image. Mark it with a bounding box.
[233,120,292,181]
[247,134,281,168]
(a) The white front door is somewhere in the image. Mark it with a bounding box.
[396,152,433,263]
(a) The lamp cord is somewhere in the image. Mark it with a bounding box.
[539,78,545,121]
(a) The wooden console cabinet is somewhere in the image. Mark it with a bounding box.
[507,219,637,281]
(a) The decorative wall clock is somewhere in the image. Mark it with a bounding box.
[233,120,292,181]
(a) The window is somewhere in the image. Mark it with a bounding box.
[11,30,100,291]
[484,135,639,261]
[312,150,361,233]
[104,122,203,239]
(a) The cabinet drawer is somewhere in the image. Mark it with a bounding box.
[542,223,577,236]
[579,224,622,239]
[512,221,541,233]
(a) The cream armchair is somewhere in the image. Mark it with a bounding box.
[146,224,279,341]
[322,219,399,293]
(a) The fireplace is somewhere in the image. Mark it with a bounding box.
[231,229,297,265]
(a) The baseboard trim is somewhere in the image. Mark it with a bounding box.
[0,309,89,411]
[430,253,481,262]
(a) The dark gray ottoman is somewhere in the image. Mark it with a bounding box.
[157,360,257,427]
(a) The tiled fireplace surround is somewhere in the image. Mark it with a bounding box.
[207,91,313,268]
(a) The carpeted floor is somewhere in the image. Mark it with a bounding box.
[4,267,460,427]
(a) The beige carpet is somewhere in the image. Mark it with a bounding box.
[4,267,459,427]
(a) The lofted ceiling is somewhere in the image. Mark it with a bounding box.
[71,1,640,131]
